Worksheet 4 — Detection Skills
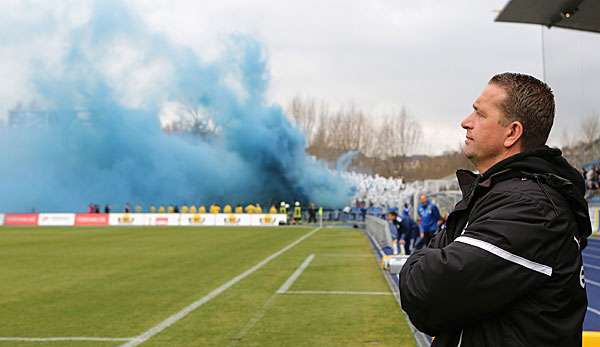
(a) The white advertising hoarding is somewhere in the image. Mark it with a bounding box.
[179,214,216,226]
[0,213,4,226]
[251,214,287,226]
[147,213,180,226]
[109,213,149,226]
[214,213,251,226]
[38,213,75,226]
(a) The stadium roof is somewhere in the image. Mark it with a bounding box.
[495,0,600,34]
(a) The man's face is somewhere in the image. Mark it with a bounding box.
[461,83,509,169]
[420,194,427,205]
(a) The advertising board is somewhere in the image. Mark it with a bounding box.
[215,213,251,226]
[38,213,76,226]
[4,213,39,225]
[179,213,216,226]
[109,213,148,226]
[251,214,287,226]
[75,213,109,226]
[147,213,180,226]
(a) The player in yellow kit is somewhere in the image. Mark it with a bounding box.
[209,204,221,214]
[269,204,277,214]
[235,204,243,214]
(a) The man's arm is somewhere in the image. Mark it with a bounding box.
[399,191,555,336]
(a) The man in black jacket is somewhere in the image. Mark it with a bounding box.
[399,73,591,347]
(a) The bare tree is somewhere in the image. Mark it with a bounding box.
[580,111,600,160]
[287,95,318,145]
[581,112,600,145]
[376,107,422,158]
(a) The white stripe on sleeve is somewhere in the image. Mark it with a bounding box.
[455,236,552,276]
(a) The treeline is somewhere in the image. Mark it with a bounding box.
[286,95,422,160]
[562,112,600,167]
[286,95,474,180]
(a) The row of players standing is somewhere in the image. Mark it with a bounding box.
[86,201,318,223]
[386,194,444,255]
[88,202,280,214]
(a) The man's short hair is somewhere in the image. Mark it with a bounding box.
[489,73,555,151]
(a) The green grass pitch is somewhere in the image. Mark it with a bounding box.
[0,226,415,346]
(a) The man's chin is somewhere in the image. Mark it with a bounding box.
[463,149,476,161]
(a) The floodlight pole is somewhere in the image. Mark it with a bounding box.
[541,25,547,82]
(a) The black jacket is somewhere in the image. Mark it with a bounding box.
[400,146,591,347]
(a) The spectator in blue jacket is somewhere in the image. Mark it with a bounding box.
[401,206,420,253]
[387,211,413,255]
[416,194,441,249]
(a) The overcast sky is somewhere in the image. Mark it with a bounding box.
[2,0,599,155]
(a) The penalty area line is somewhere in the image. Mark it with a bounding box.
[120,227,321,347]
[228,254,315,347]
[276,254,315,294]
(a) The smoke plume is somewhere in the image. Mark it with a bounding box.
[0,0,350,212]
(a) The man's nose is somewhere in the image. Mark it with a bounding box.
[461,113,473,130]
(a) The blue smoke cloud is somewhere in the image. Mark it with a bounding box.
[0,0,351,212]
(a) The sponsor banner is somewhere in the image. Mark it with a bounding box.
[0,214,4,226]
[147,213,180,226]
[75,213,109,226]
[215,213,251,226]
[251,214,287,226]
[38,213,75,226]
[180,213,216,226]
[109,213,148,226]
[4,213,39,225]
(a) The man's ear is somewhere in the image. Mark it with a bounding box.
[504,120,523,148]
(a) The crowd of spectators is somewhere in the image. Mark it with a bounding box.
[341,171,408,209]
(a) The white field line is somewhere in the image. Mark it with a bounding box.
[586,279,600,288]
[588,307,600,316]
[276,254,315,294]
[283,290,392,296]
[228,254,315,347]
[227,294,278,347]
[120,227,321,347]
[0,337,134,342]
